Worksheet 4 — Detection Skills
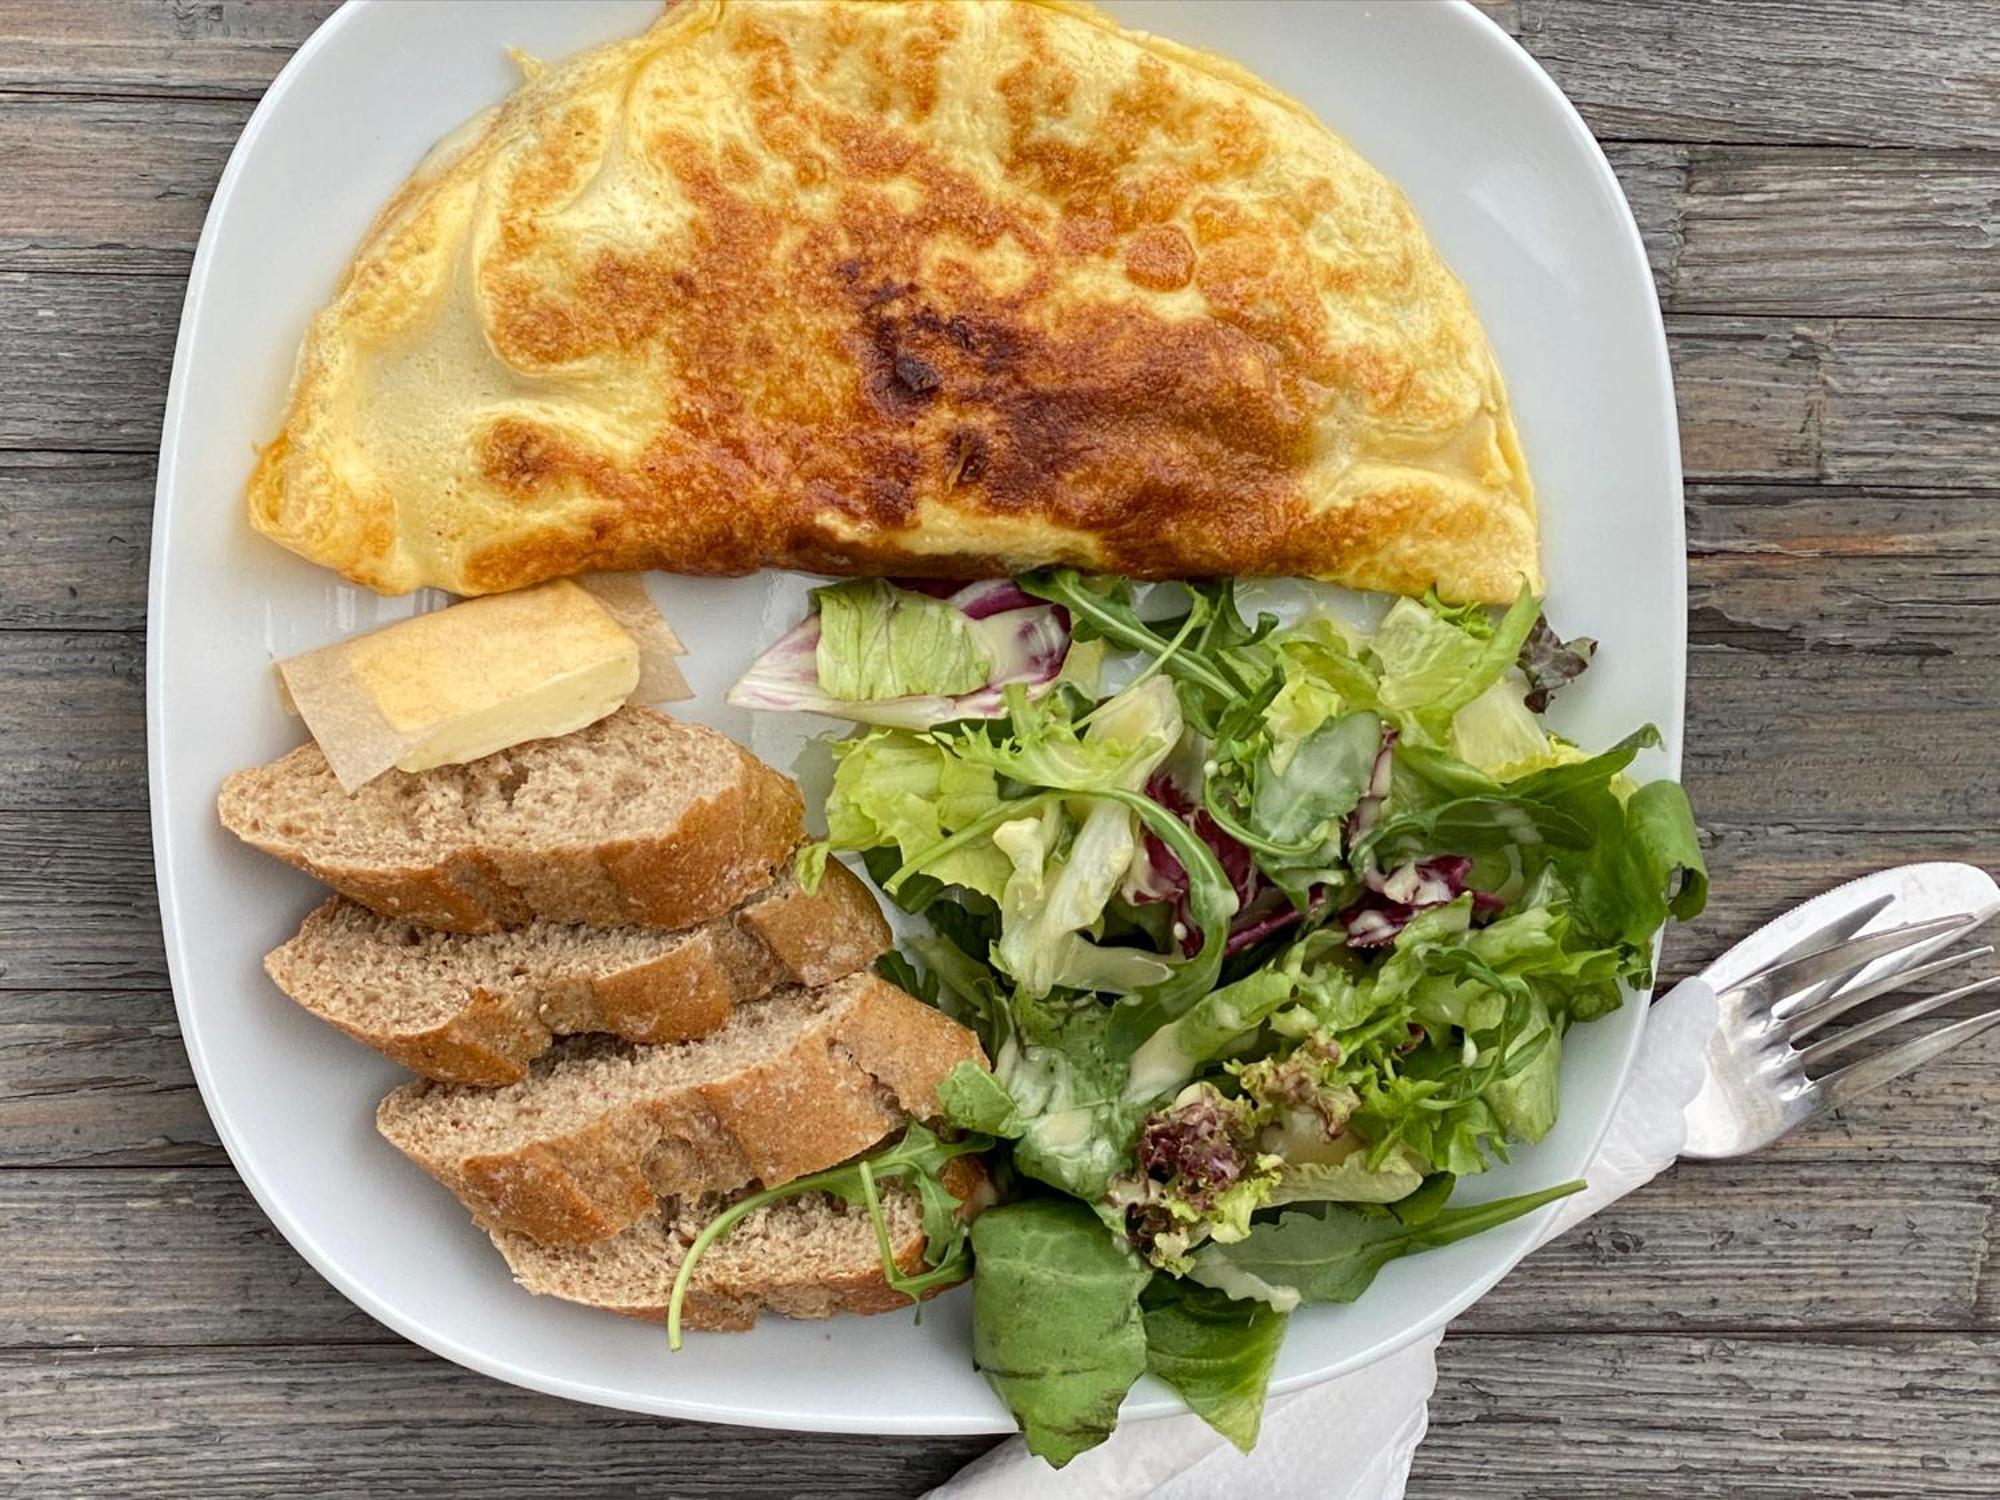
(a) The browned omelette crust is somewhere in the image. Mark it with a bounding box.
[249,0,1537,602]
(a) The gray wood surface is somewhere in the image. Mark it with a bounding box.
[0,2,1995,1496]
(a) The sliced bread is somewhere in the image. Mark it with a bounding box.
[217,705,803,933]
[265,859,891,1085]
[493,1157,990,1330]
[376,972,985,1245]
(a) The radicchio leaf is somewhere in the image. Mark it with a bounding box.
[1135,771,1261,954]
[1341,856,1500,948]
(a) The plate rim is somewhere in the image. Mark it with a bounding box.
[147,0,1686,1434]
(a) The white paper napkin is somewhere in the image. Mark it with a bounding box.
[931,978,1721,1500]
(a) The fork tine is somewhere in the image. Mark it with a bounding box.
[1735,914,1976,1013]
[1782,944,1994,1041]
[1796,971,2000,1067]
[1810,1003,2000,1113]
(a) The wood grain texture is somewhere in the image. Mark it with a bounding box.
[3,1336,1996,1499]
[0,1345,995,1500]
[0,94,249,274]
[0,0,339,98]
[0,631,144,810]
[0,454,153,629]
[1415,1334,2000,1498]
[1668,149,2000,318]
[1514,0,2000,148]
[0,992,218,1167]
[2,1156,1988,1348]
[0,811,165,990]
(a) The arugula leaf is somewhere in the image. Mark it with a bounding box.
[666,1124,991,1348]
[1141,1278,1288,1452]
[971,1200,1152,1467]
[1188,1179,1584,1311]
[1248,710,1381,853]
[1020,569,1247,709]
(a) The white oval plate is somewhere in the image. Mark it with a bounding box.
[149,0,1683,1434]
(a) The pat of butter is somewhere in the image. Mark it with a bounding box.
[344,580,641,772]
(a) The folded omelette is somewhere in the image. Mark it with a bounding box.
[249,0,1538,602]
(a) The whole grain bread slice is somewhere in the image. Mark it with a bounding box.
[217,706,803,933]
[376,972,985,1245]
[265,858,891,1085]
[493,1157,990,1330]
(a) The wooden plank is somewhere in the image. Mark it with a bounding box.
[1415,1333,2000,1498]
[0,95,248,274]
[0,1344,995,1500]
[1688,488,2000,659]
[1600,142,1685,303]
[2,1155,1985,1350]
[1464,1159,1996,1333]
[0,1169,371,1345]
[1667,316,2000,485]
[1667,315,1826,481]
[1823,319,2000,485]
[0,631,145,812]
[0,453,153,629]
[0,271,176,451]
[0,992,219,1168]
[1513,0,2000,149]
[0,811,166,991]
[3,1335,1995,1498]
[1683,651,2000,833]
[1671,149,2000,318]
[0,1,338,99]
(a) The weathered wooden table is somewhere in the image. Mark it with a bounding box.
[3,2,1996,1494]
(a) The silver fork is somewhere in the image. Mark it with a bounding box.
[1680,863,2000,1159]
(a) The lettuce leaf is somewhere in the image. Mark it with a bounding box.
[971,1200,1152,1467]
[1140,1278,1288,1452]
[824,731,1010,900]
[729,580,1072,727]
[815,579,991,700]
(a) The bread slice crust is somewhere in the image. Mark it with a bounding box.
[376,972,985,1245]
[218,706,804,933]
[265,859,891,1085]
[493,1158,989,1330]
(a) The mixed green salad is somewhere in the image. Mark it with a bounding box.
[708,569,1706,1463]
